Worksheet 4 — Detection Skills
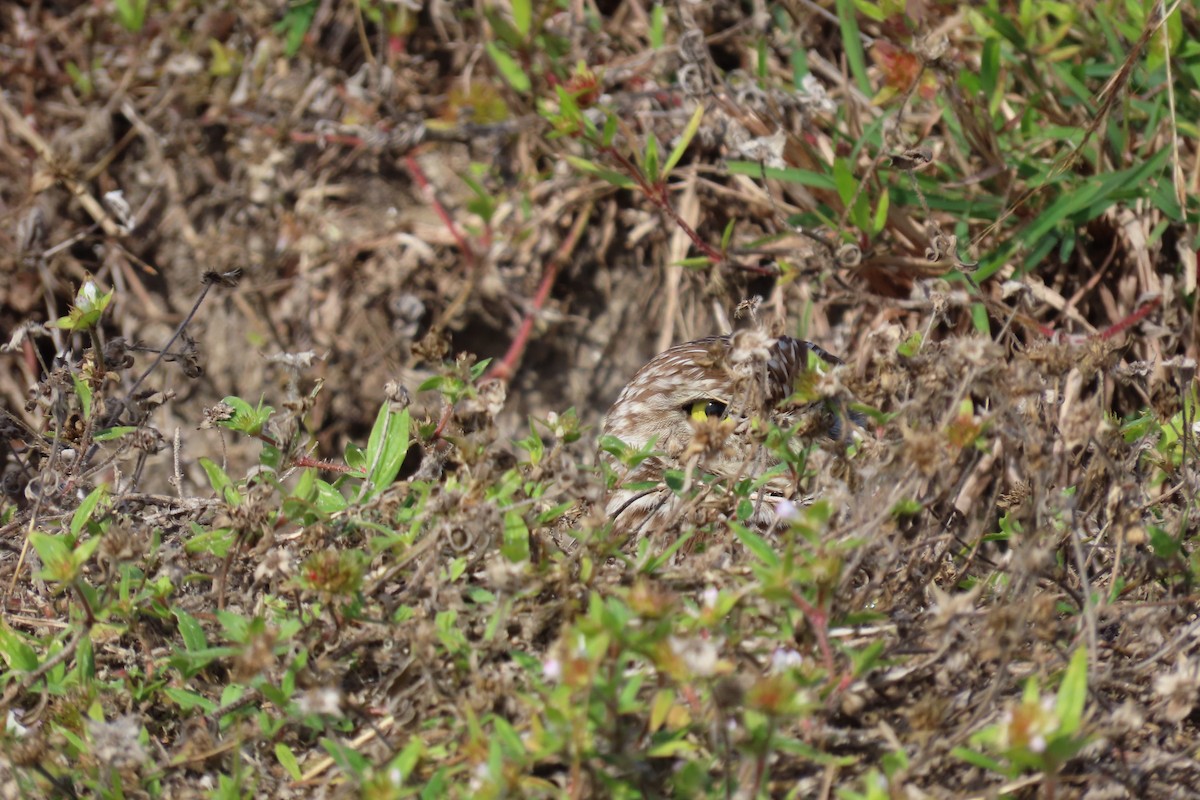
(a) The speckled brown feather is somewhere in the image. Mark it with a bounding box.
[601,333,848,538]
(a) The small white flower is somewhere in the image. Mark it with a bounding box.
[80,280,101,307]
[797,74,836,114]
[543,657,562,682]
[296,687,343,717]
[1154,655,1200,722]
[103,189,135,232]
[702,586,719,608]
[775,499,800,522]
[770,647,803,672]
[254,548,294,582]
[6,710,29,737]
[736,130,787,169]
[87,715,147,769]
[670,636,720,677]
[728,329,774,365]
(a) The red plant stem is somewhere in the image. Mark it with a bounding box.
[213,118,483,282]
[484,261,560,383]
[484,204,593,383]
[431,402,454,439]
[247,431,358,474]
[599,146,774,276]
[1096,296,1161,340]
[403,154,478,269]
[289,129,370,148]
[1034,296,1162,343]
[790,589,836,676]
[291,455,357,474]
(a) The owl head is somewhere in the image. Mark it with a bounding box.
[600,331,853,535]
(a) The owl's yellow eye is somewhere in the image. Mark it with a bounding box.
[687,399,728,421]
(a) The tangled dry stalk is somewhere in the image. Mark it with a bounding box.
[1,1,1199,797]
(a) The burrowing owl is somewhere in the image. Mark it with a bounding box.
[601,330,855,537]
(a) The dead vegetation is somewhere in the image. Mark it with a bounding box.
[1,1,1199,797]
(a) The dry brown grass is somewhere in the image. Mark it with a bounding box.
[1,1,1199,797]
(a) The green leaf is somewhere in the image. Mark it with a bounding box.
[113,0,149,32]
[1018,148,1171,260]
[28,532,74,583]
[643,132,660,184]
[171,646,241,678]
[515,428,544,467]
[215,610,250,643]
[736,497,754,521]
[1056,646,1088,735]
[70,484,108,537]
[726,161,837,190]
[93,426,137,441]
[0,622,40,672]
[56,281,114,331]
[344,442,366,471]
[950,744,1008,773]
[163,687,217,713]
[54,723,88,753]
[218,684,244,712]
[322,737,370,776]
[420,770,449,799]
[663,104,705,178]
[834,0,871,95]
[1147,525,1179,558]
[720,218,737,251]
[872,187,890,235]
[511,0,531,36]
[536,501,573,525]
[849,639,886,676]
[314,480,348,513]
[361,406,410,501]
[273,0,316,56]
[602,113,619,147]
[896,330,923,357]
[222,395,274,436]
[73,375,92,420]
[642,530,694,572]
[832,158,858,206]
[173,608,208,652]
[650,3,665,48]
[416,375,445,393]
[199,457,241,506]
[484,6,525,48]
[564,155,637,188]
[502,510,530,562]
[733,524,780,567]
[980,37,1000,107]
[74,634,95,681]
[275,743,302,781]
[469,358,493,381]
[72,535,102,570]
[391,737,423,785]
[486,42,531,92]
[185,524,235,557]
